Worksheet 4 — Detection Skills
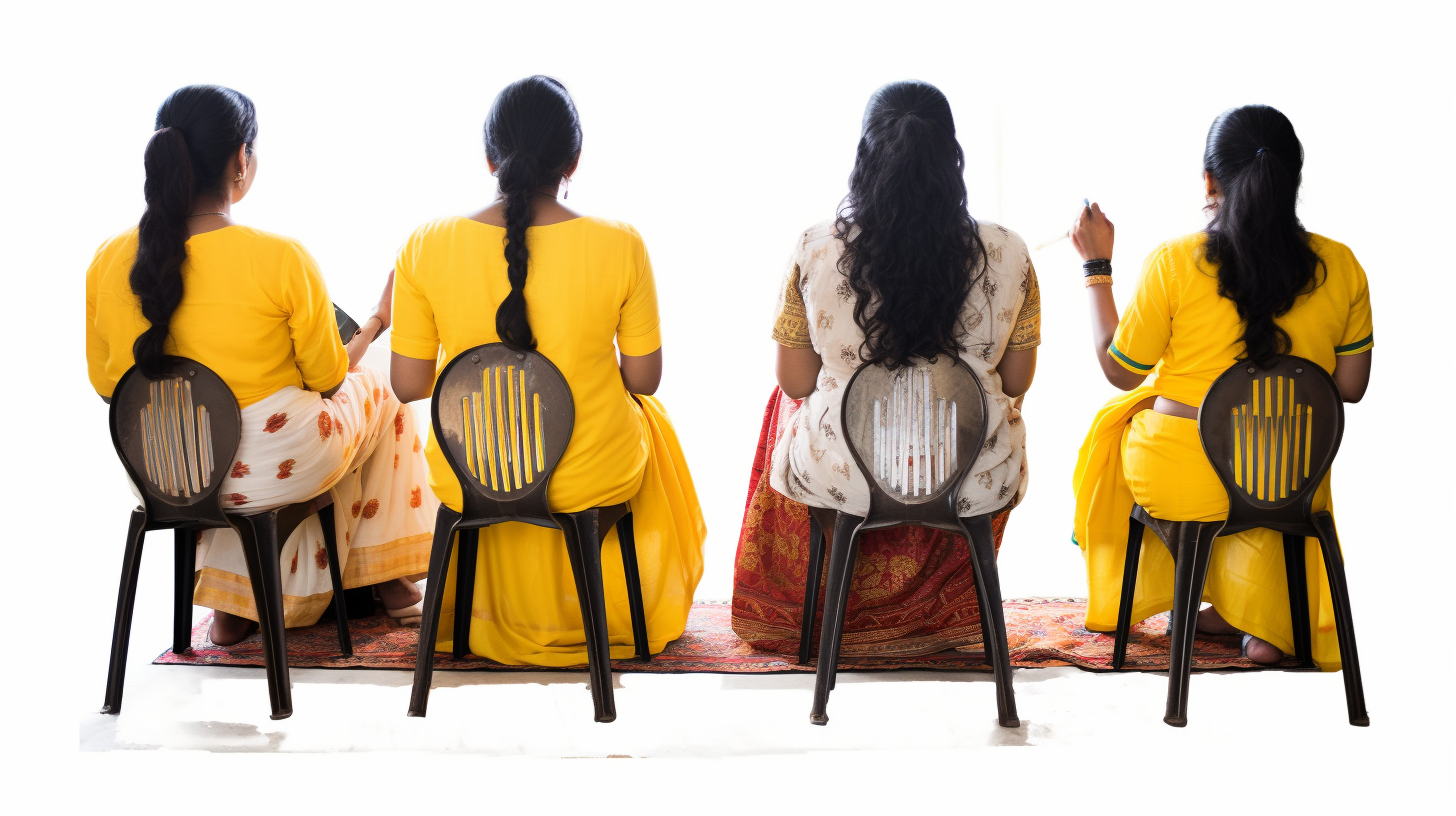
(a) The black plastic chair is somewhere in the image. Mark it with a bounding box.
[408,344,651,723]
[1111,355,1368,727]
[101,359,352,720]
[802,355,1018,727]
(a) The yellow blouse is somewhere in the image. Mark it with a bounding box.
[392,216,662,514]
[1110,232,1373,405]
[86,226,348,407]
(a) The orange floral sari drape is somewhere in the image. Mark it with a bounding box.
[731,388,1008,657]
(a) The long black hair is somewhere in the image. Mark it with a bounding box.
[130,84,257,378]
[483,76,582,351]
[835,80,986,369]
[1203,104,1324,366]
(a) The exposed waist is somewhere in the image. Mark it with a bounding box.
[1153,396,1198,419]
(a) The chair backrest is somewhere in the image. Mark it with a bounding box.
[840,353,989,529]
[1198,355,1344,528]
[109,358,242,524]
[431,344,575,526]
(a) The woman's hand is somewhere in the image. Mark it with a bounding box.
[1070,202,1115,262]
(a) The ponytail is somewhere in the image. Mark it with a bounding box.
[130,127,193,378]
[1203,105,1324,367]
[483,76,582,351]
[494,152,540,350]
[128,85,258,378]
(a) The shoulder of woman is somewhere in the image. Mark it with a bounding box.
[976,220,1028,252]
[1305,232,1357,265]
[95,225,140,258]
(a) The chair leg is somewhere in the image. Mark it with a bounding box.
[102,509,149,715]
[318,504,352,656]
[409,506,461,717]
[452,528,480,659]
[1112,517,1144,670]
[561,510,617,723]
[1283,532,1314,669]
[1310,512,1369,727]
[234,514,293,720]
[615,513,652,661]
[809,512,862,725]
[826,517,861,695]
[798,513,826,666]
[1163,521,1220,727]
[964,514,1020,728]
[172,527,196,656]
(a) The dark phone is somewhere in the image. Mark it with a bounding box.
[334,304,360,346]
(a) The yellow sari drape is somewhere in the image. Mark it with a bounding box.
[1072,387,1343,670]
[432,395,706,666]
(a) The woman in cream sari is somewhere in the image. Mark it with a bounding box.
[86,85,437,644]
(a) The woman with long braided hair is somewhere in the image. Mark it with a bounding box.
[389,76,705,665]
[86,85,436,645]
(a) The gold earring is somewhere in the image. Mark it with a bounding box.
[235,172,245,190]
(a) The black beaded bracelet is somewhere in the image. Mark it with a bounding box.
[1083,259,1112,277]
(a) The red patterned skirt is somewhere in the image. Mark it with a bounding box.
[730,388,1009,657]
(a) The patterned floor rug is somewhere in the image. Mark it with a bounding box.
[154,598,1303,673]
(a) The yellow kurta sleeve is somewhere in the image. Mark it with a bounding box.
[1007,262,1042,351]
[85,242,113,397]
[1110,243,1175,374]
[616,228,662,356]
[1335,251,1374,355]
[391,229,441,361]
[771,253,812,350]
[279,242,349,392]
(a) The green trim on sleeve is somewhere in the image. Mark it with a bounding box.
[1108,345,1155,372]
[1334,333,1374,355]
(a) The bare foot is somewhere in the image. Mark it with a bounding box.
[1197,605,1242,635]
[375,577,422,611]
[209,610,257,646]
[1243,635,1285,665]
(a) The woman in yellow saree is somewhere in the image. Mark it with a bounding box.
[1069,105,1373,668]
[388,76,706,666]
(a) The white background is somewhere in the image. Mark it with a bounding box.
[4,0,1453,808]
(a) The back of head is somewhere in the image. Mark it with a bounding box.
[836,80,986,370]
[131,85,257,378]
[1203,104,1324,366]
[484,76,582,351]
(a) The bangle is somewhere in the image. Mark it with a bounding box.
[1084,275,1113,288]
[1083,259,1112,277]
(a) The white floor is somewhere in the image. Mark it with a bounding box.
[70,546,1449,813]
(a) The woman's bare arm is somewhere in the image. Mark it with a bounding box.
[620,348,663,396]
[998,347,1037,398]
[1333,350,1372,403]
[1072,202,1147,391]
[391,353,437,403]
[776,345,822,399]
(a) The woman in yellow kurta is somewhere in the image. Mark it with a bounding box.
[86,85,436,644]
[389,76,706,666]
[1069,105,1374,669]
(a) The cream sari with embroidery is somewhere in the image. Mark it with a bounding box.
[768,220,1040,517]
[193,366,437,627]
